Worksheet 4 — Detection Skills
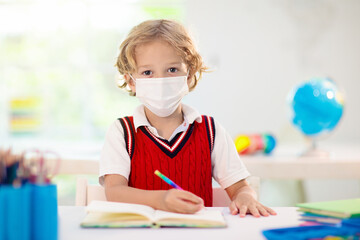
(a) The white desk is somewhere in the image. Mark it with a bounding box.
[53,144,360,179]
[58,206,301,240]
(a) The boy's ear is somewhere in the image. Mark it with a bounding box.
[187,69,194,85]
[124,74,136,93]
[187,75,192,85]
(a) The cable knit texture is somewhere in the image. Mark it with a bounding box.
[123,116,213,206]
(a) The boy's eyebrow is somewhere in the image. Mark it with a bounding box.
[167,62,182,65]
[137,64,152,69]
[137,62,183,69]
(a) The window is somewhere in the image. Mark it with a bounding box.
[0,0,184,142]
[0,0,184,205]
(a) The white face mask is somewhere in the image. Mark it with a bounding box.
[130,74,189,117]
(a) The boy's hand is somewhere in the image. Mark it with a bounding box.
[225,179,276,218]
[229,191,276,218]
[160,189,204,214]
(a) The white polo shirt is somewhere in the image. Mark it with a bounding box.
[99,103,250,189]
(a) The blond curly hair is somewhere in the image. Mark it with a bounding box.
[116,19,208,96]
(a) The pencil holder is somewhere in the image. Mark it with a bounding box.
[30,184,58,240]
[0,185,31,240]
[0,187,4,240]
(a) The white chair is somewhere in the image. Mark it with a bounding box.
[75,176,260,207]
[75,178,107,206]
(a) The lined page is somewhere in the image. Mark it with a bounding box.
[154,209,226,226]
[86,201,156,221]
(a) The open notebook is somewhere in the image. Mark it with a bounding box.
[81,200,226,228]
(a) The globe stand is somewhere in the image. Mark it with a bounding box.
[301,138,329,158]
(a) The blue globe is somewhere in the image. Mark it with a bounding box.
[288,78,344,137]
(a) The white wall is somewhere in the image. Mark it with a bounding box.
[183,0,360,145]
[183,0,360,205]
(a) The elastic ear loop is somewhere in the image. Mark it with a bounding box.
[186,69,192,83]
[129,74,136,85]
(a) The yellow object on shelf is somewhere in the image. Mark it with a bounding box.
[9,97,41,135]
[234,135,251,154]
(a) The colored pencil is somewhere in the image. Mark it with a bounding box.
[154,170,183,190]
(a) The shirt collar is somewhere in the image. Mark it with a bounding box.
[133,103,202,131]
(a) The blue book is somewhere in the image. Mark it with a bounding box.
[262,225,360,240]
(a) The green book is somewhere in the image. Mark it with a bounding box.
[296,198,360,219]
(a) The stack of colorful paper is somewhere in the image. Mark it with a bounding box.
[297,198,360,227]
[262,199,360,240]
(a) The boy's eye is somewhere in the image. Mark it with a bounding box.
[142,70,152,76]
[168,68,178,73]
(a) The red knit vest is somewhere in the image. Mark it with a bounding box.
[119,115,215,207]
